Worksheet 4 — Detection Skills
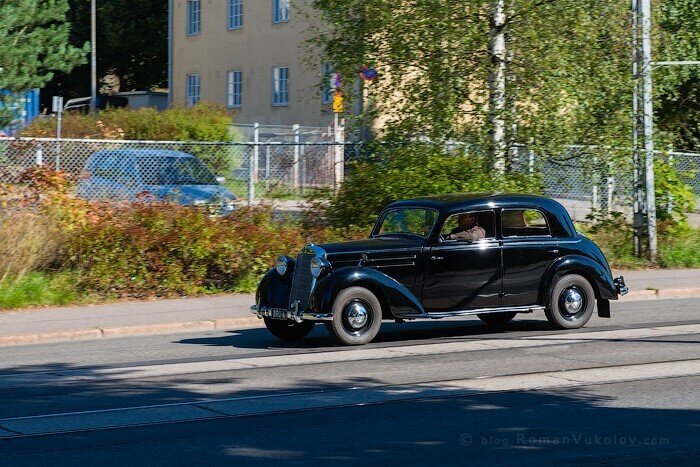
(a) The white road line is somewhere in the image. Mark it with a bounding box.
[0,323,697,388]
[0,359,698,438]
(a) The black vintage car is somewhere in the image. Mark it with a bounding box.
[252,194,628,345]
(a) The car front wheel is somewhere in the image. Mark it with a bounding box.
[264,318,316,341]
[545,274,595,329]
[325,287,383,345]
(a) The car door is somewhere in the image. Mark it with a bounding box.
[420,210,502,312]
[500,208,558,306]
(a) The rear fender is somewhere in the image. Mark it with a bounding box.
[309,267,424,319]
[540,255,618,306]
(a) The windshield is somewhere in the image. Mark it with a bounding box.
[137,156,218,185]
[375,207,438,238]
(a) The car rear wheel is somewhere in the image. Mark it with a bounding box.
[477,311,517,327]
[545,274,595,329]
[325,287,383,345]
[264,318,316,341]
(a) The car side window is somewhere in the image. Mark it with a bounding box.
[502,209,551,237]
[440,210,495,242]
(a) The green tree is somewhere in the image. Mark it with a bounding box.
[310,1,633,156]
[0,0,87,125]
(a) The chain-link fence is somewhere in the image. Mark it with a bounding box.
[0,137,352,204]
[1,136,698,221]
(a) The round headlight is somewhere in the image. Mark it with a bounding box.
[275,256,288,276]
[310,257,324,278]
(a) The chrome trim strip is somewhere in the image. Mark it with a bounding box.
[250,305,333,322]
[423,305,545,319]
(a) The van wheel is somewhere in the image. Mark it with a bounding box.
[545,274,595,329]
[264,318,316,340]
[325,287,382,345]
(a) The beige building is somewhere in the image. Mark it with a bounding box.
[168,0,338,127]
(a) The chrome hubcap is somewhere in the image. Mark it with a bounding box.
[346,303,369,329]
[563,288,584,315]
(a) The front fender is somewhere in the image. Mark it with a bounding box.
[309,267,425,319]
[256,268,292,309]
[540,255,618,303]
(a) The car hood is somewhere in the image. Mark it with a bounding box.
[144,184,236,205]
[316,236,424,261]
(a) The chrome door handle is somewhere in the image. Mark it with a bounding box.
[548,249,559,255]
[431,256,444,261]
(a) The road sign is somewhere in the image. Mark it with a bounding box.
[332,92,344,113]
[52,96,64,113]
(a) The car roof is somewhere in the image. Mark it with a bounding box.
[387,193,557,212]
[90,149,195,159]
[384,193,576,237]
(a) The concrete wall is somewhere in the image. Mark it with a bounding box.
[171,0,336,127]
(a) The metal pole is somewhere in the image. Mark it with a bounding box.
[91,0,97,115]
[253,122,260,183]
[292,124,300,190]
[632,0,642,255]
[640,0,657,261]
[265,145,270,192]
[56,106,62,170]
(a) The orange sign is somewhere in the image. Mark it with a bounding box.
[332,92,344,113]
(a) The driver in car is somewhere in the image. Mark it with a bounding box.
[447,213,486,242]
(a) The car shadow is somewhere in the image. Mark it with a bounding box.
[176,317,556,350]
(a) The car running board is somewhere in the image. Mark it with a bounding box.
[414,305,545,320]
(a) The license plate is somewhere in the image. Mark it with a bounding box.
[267,309,289,320]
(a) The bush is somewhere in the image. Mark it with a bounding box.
[22,103,234,141]
[328,143,543,228]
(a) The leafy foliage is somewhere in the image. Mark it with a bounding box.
[328,143,543,228]
[0,0,87,125]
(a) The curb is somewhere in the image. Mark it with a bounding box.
[0,288,699,348]
[0,316,262,347]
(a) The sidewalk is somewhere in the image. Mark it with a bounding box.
[0,269,698,347]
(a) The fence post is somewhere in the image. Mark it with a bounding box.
[334,115,345,190]
[606,161,615,214]
[35,143,43,166]
[293,124,300,190]
[592,156,600,212]
[265,145,271,192]
[248,143,255,206]
[528,148,535,175]
[253,122,260,183]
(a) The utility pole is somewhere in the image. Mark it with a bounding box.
[91,0,97,115]
[631,0,643,256]
[639,0,657,261]
[489,0,507,171]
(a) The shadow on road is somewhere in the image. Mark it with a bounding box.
[176,317,556,350]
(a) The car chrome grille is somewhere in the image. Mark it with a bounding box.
[289,252,315,311]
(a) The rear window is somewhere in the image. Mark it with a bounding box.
[502,209,551,237]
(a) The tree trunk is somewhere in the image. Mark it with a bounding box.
[489,0,507,171]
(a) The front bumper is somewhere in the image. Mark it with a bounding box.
[614,276,629,296]
[251,304,333,323]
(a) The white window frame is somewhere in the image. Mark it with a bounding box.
[187,0,201,36]
[272,0,290,24]
[272,66,289,106]
[321,62,334,104]
[186,74,201,106]
[227,0,243,30]
[227,70,243,108]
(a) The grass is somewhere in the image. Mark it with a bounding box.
[0,272,82,310]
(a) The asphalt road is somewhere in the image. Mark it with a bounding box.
[0,297,698,465]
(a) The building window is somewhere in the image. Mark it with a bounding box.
[186,74,201,106]
[272,0,290,24]
[272,66,289,106]
[227,70,242,108]
[228,0,243,30]
[322,63,334,104]
[187,0,201,35]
